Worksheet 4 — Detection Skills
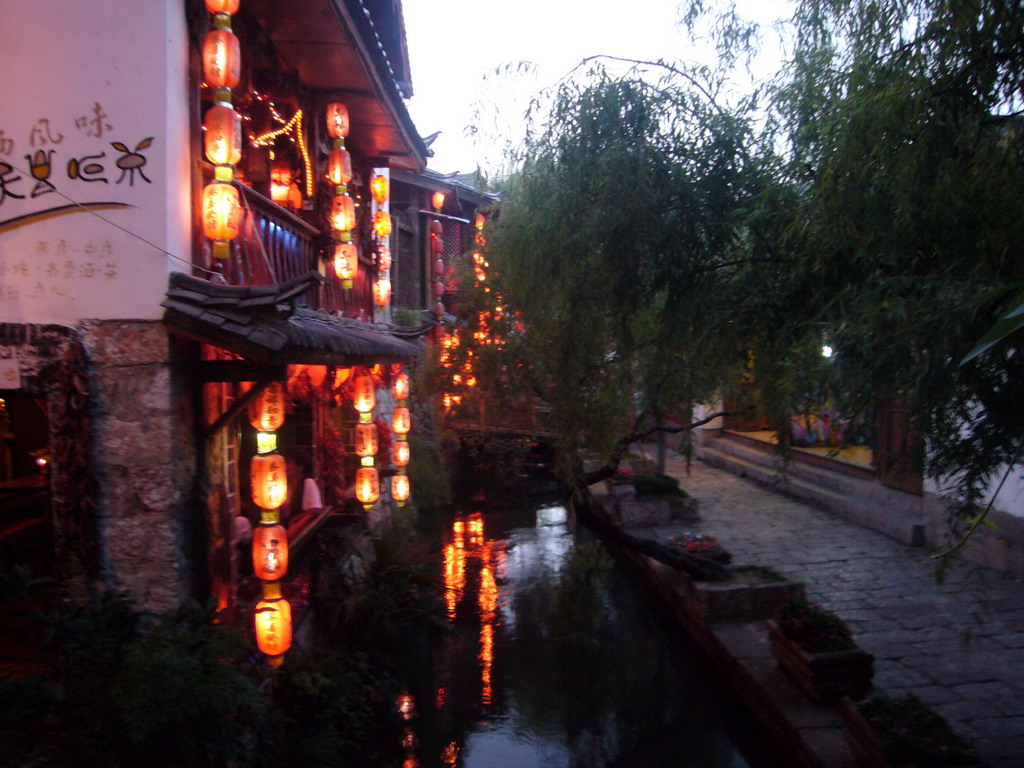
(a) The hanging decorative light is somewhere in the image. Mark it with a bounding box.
[202,28,241,90]
[204,104,242,166]
[393,406,411,436]
[355,466,380,509]
[373,276,391,306]
[370,173,389,203]
[392,439,410,467]
[354,420,379,459]
[373,210,392,238]
[333,242,358,288]
[254,583,292,659]
[248,382,286,432]
[331,194,356,232]
[392,372,409,402]
[327,147,353,186]
[378,245,392,271]
[432,191,445,211]
[392,473,410,506]
[205,0,239,13]
[352,373,376,414]
[326,102,350,139]
[252,522,289,580]
[251,453,287,510]
[202,181,242,260]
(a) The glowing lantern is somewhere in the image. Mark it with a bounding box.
[352,374,376,413]
[393,406,411,435]
[204,105,241,166]
[248,382,286,432]
[202,182,242,259]
[370,174,389,203]
[392,373,409,401]
[255,590,292,657]
[373,210,392,238]
[256,431,277,454]
[355,466,380,507]
[475,213,485,230]
[205,0,239,12]
[354,421,378,458]
[328,148,352,186]
[392,439,410,467]
[334,242,358,286]
[432,191,445,210]
[392,473,410,505]
[331,194,356,232]
[378,246,391,271]
[252,523,289,580]
[251,453,287,509]
[373,277,391,306]
[326,103,349,139]
[203,30,241,89]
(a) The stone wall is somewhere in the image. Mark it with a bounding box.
[82,320,197,612]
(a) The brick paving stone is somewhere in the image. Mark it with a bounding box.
[652,454,1024,768]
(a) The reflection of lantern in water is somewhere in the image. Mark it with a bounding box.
[252,523,288,580]
[397,692,416,720]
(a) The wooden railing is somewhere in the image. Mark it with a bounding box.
[219,185,321,287]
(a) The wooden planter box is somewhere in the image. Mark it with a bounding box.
[840,697,983,768]
[680,573,805,624]
[767,619,874,701]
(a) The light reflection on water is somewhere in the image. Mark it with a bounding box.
[416,502,753,768]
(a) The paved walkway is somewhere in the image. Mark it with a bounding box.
[655,453,1024,768]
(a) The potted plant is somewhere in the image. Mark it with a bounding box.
[665,532,732,564]
[841,695,982,767]
[767,598,874,701]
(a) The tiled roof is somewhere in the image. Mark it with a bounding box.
[162,271,424,365]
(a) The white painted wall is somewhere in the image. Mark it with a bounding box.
[0,0,189,324]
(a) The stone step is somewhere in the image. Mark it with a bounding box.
[698,434,924,547]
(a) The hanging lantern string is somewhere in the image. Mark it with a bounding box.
[1,159,223,279]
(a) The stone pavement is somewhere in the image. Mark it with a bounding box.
[654,453,1024,768]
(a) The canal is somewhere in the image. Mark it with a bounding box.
[394,485,784,768]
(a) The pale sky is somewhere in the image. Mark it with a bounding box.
[403,0,791,175]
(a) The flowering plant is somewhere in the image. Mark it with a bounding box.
[665,533,732,564]
[855,695,980,766]
[774,598,856,653]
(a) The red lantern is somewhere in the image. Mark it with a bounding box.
[248,382,286,432]
[475,213,486,230]
[331,194,356,232]
[373,210,392,238]
[392,439,410,467]
[392,474,410,504]
[434,301,445,318]
[354,421,378,458]
[203,30,240,89]
[326,103,350,139]
[252,523,289,580]
[353,374,376,413]
[255,593,292,657]
[251,453,287,509]
[327,148,352,186]
[432,191,445,211]
[206,0,239,11]
[392,373,409,401]
[370,174,389,203]
[433,259,444,278]
[373,277,391,306]
[433,280,445,298]
[204,105,241,166]
[431,220,443,236]
[378,246,391,271]
[355,466,380,506]
[393,406,411,435]
[203,182,242,260]
[334,242,357,285]
[431,236,444,256]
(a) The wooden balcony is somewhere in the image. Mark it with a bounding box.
[219,185,321,288]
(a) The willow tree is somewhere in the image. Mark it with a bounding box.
[483,63,763,480]
[728,0,1024,523]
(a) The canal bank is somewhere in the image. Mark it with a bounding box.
[610,452,1023,768]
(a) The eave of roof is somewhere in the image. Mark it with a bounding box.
[162,271,423,365]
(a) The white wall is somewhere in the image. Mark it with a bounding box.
[0,0,189,324]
